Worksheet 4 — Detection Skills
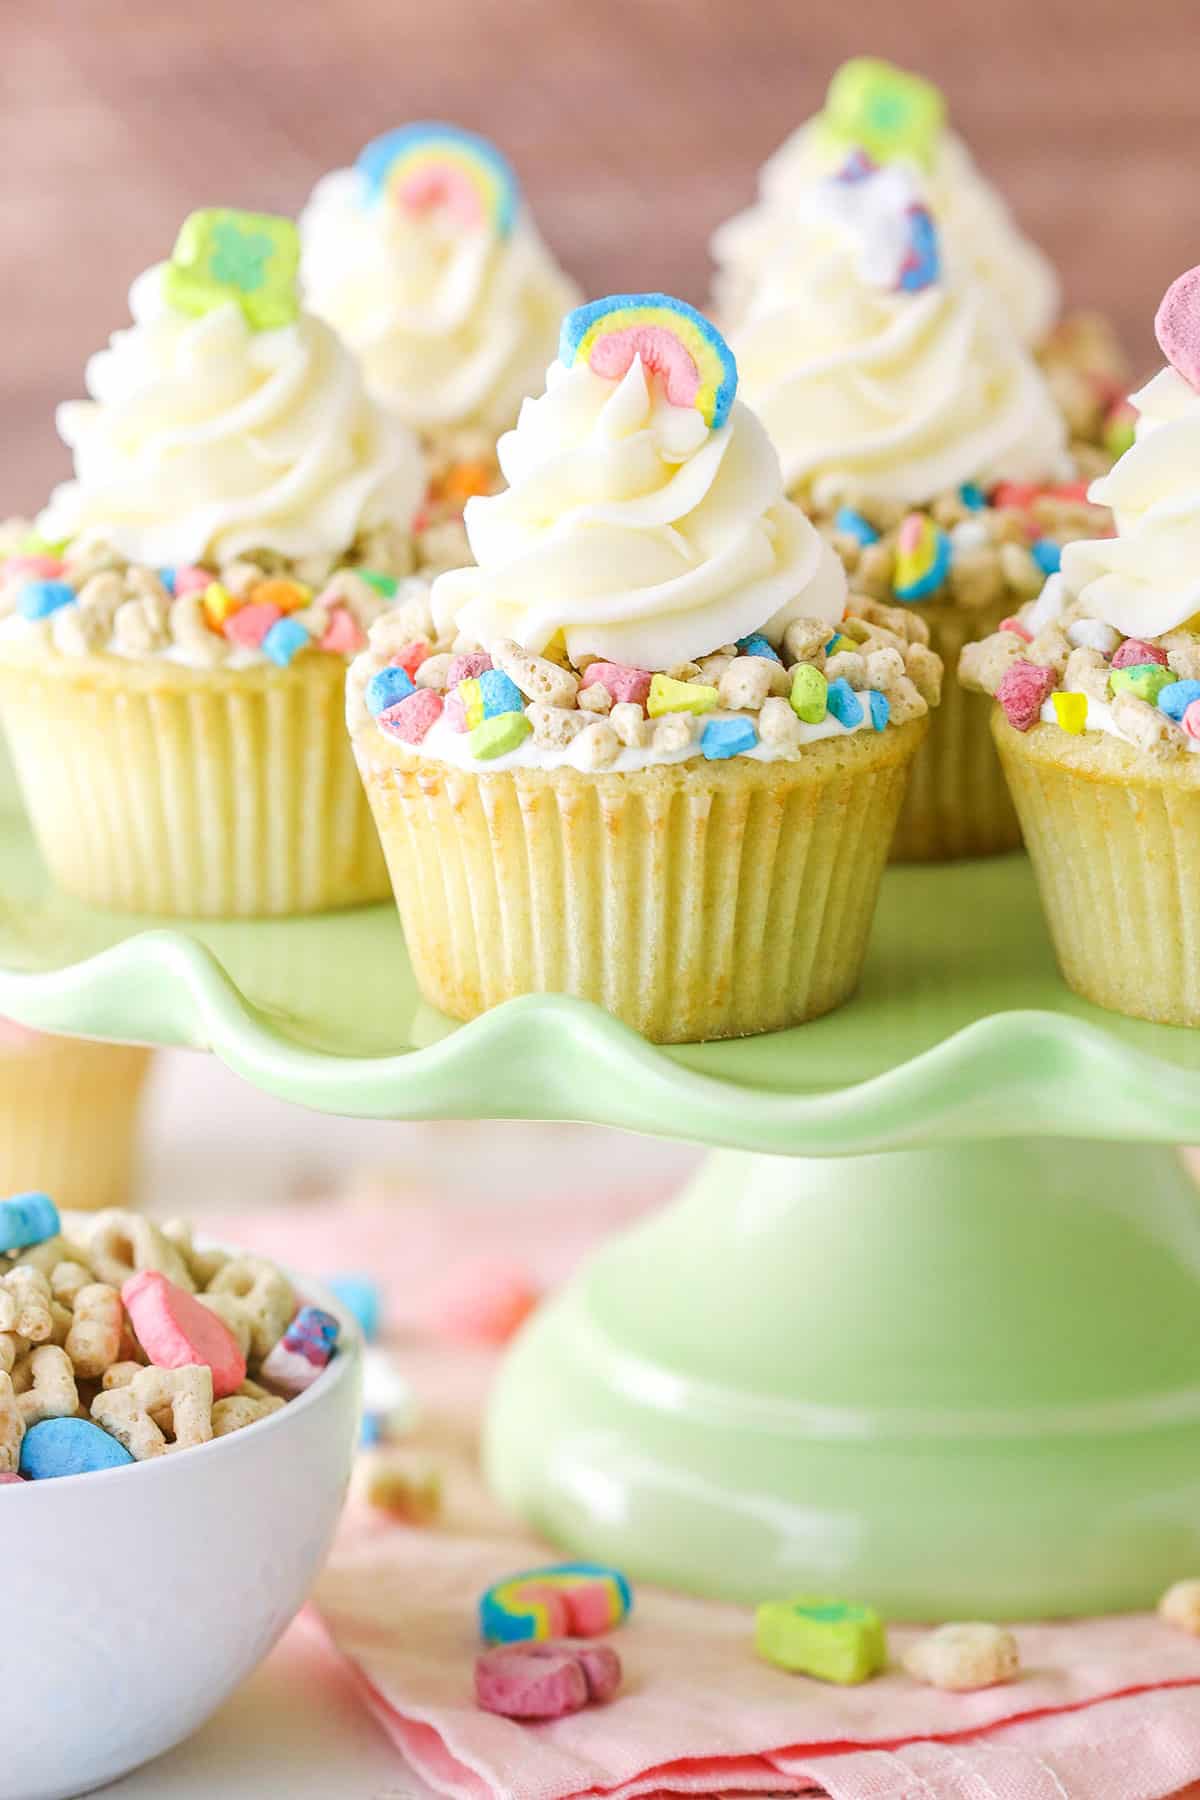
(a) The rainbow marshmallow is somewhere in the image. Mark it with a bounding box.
[357,124,519,238]
[560,294,738,431]
[480,1562,633,1645]
[894,513,951,602]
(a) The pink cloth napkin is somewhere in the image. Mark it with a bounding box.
[225,1193,1200,1800]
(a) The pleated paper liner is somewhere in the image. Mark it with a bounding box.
[353,717,927,1043]
[0,1035,152,1211]
[995,711,1200,1026]
[0,651,389,916]
[891,593,1022,862]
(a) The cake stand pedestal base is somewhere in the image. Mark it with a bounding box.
[486,1139,1200,1618]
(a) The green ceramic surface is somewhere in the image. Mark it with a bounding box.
[0,806,1198,1145]
[487,1139,1200,1618]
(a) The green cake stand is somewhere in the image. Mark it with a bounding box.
[2,796,1200,1620]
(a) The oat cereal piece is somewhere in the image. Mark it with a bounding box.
[112,594,171,655]
[159,1220,229,1290]
[1160,1580,1200,1635]
[65,1284,124,1379]
[651,713,694,754]
[52,605,106,655]
[169,594,228,667]
[87,1212,195,1293]
[900,642,941,707]
[91,1384,166,1460]
[881,674,927,725]
[208,1257,295,1363]
[855,541,897,598]
[717,656,774,712]
[864,646,906,689]
[572,722,621,770]
[609,702,648,749]
[0,1332,26,1376]
[903,1622,1019,1691]
[696,651,736,685]
[211,1388,285,1437]
[527,704,590,750]
[947,548,1007,611]
[492,638,579,709]
[194,1290,253,1359]
[16,1345,78,1425]
[577,681,613,715]
[959,633,1025,696]
[1112,691,1180,755]
[134,1364,214,1451]
[757,696,803,751]
[50,1261,91,1306]
[824,651,868,690]
[782,619,831,665]
[1064,647,1111,704]
[1166,640,1200,682]
[412,652,454,692]
[101,1361,143,1391]
[1027,625,1072,677]
[854,596,931,646]
[0,1370,23,1471]
[1,1268,53,1343]
[75,570,125,626]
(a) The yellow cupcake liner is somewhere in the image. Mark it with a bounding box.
[352,718,927,1043]
[0,1034,152,1211]
[0,652,389,916]
[891,594,1022,862]
[995,712,1200,1026]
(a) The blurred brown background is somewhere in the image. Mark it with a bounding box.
[5,0,1197,512]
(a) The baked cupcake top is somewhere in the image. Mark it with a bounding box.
[960,266,1200,759]
[4,211,429,670]
[730,159,1070,507]
[347,294,943,773]
[300,124,580,442]
[712,57,1059,349]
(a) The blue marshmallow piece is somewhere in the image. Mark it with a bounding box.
[701,717,758,760]
[20,1417,135,1480]
[18,579,75,620]
[366,665,417,716]
[158,566,178,596]
[957,481,987,511]
[833,505,879,546]
[1031,538,1062,576]
[262,616,311,668]
[736,632,783,665]
[477,667,524,718]
[328,1274,381,1342]
[0,1191,59,1255]
[867,689,890,732]
[826,678,865,730]
[1157,679,1200,723]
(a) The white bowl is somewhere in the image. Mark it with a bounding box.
[0,1274,362,1800]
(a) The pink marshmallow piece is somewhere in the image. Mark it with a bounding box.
[580,662,652,708]
[426,1257,541,1346]
[1155,265,1200,393]
[224,602,281,650]
[320,606,367,656]
[390,639,431,679]
[997,617,1033,643]
[3,555,64,582]
[0,1472,26,1484]
[172,565,212,597]
[996,659,1056,733]
[444,689,470,732]
[378,688,444,745]
[122,1270,246,1399]
[563,1581,618,1637]
[445,652,492,688]
[1111,637,1168,670]
[1184,701,1200,741]
[475,1640,621,1719]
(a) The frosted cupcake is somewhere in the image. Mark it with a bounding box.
[301,123,579,561]
[347,295,942,1043]
[961,267,1200,1026]
[728,159,1099,860]
[0,209,427,916]
[711,57,1128,457]
[0,1022,151,1212]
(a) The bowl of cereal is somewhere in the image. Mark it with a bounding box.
[0,1200,362,1800]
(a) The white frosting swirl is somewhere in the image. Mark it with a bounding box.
[300,169,579,437]
[38,267,424,567]
[712,122,1059,347]
[430,354,846,670]
[1061,367,1200,638]
[729,168,1070,506]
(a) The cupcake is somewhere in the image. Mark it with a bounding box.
[347,294,941,1044]
[0,1022,151,1213]
[710,56,1128,455]
[0,208,427,917]
[727,158,1101,861]
[961,267,1200,1026]
[300,123,579,561]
